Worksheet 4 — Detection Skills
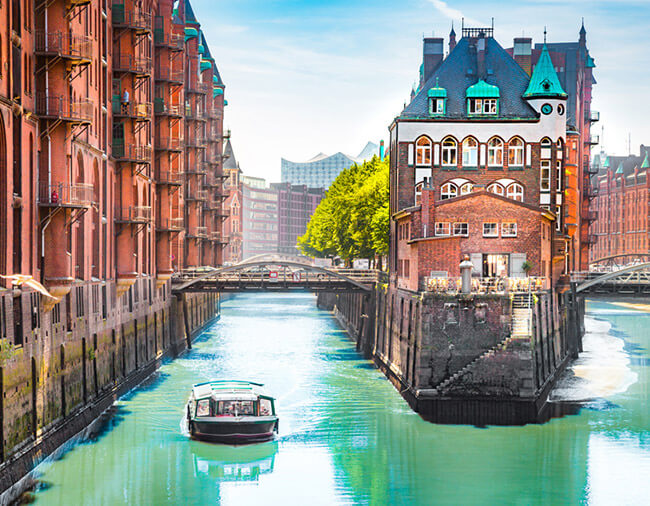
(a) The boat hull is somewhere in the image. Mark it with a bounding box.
[190,417,278,444]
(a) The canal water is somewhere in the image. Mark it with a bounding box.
[31,293,650,505]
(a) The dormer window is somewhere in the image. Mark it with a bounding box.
[465,79,500,116]
[427,78,447,117]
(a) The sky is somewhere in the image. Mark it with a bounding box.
[192,0,650,181]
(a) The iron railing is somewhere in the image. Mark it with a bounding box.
[38,182,94,207]
[36,93,93,123]
[423,276,548,294]
[116,206,152,223]
[34,30,92,61]
[153,31,183,51]
[155,170,183,185]
[113,54,152,75]
[156,137,183,151]
[112,101,152,120]
[112,144,153,163]
[112,4,152,32]
[157,217,184,231]
[155,65,184,83]
[154,98,183,116]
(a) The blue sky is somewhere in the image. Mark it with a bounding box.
[193,0,650,181]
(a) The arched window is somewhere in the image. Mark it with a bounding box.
[461,137,478,167]
[506,183,524,202]
[441,137,457,166]
[487,138,503,166]
[508,137,524,167]
[540,137,552,160]
[487,183,505,196]
[460,182,473,195]
[556,138,564,160]
[440,182,458,200]
[415,136,432,166]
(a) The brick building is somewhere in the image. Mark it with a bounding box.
[0,0,228,458]
[271,183,325,256]
[390,26,576,292]
[223,138,243,264]
[589,146,650,262]
[506,25,598,271]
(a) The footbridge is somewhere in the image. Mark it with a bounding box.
[573,262,650,296]
[172,258,380,294]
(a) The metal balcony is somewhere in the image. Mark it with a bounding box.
[156,217,184,232]
[186,190,208,201]
[187,82,210,95]
[185,163,208,176]
[112,144,153,164]
[155,170,183,186]
[585,165,599,175]
[585,234,598,245]
[222,129,231,140]
[114,54,152,77]
[185,107,207,122]
[185,137,207,149]
[154,98,183,117]
[156,137,183,152]
[112,101,152,121]
[216,208,230,220]
[586,186,599,199]
[155,66,184,84]
[34,30,92,65]
[116,206,152,224]
[586,134,599,146]
[153,31,184,51]
[585,210,598,222]
[588,110,600,122]
[112,4,152,34]
[36,94,93,124]
[38,182,94,208]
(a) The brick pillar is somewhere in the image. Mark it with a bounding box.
[420,184,436,238]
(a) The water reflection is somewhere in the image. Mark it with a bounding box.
[189,441,278,482]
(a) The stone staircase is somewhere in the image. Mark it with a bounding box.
[431,292,534,396]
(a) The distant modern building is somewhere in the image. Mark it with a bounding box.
[271,183,326,255]
[589,145,650,262]
[281,141,381,188]
[242,179,279,259]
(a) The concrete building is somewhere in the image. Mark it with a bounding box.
[589,146,650,261]
[390,26,580,292]
[281,141,380,188]
[271,183,325,255]
[242,178,279,259]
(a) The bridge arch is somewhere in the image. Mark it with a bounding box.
[576,262,650,294]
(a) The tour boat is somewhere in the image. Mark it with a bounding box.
[186,380,279,444]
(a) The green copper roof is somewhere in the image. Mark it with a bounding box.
[524,44,567,98]
[616,162,624,175]
[224,100,228,106]
[642,154,649,169]
[213,88,224,97]
[198,44,205,54]
[466,79,500,98]
[200,59,211,71]
[427,78,448,98]
[586,55,596,68]
[185,27,198,41]
[602,156,610,169]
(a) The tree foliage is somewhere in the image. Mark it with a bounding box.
[298,156,389,265]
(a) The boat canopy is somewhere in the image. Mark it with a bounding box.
[192,380,271,401]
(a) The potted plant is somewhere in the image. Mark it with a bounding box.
[521,260,532,276]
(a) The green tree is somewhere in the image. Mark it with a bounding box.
[298,156,389,267]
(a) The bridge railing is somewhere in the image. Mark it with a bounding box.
[423,276,548,295]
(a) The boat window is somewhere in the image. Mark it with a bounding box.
[260,398,272,416]
[216,400,255,416]
[196,399,210,417]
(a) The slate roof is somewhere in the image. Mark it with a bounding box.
[594,146,650,181]
[184,0,198,24]
[524,44,567,98]
[401,37,537,120]
[223,139,239,171]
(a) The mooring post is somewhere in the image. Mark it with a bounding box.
[182,294,192,350]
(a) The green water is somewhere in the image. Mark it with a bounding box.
[31,294,650,505]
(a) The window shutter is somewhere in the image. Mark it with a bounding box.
[408,144,414,166]
[511,253,527,277]
[470,253,482,276]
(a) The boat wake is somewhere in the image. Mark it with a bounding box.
[549,316,638,403]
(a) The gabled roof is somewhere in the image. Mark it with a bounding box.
[524,44,567,98]
[401,37,537,120]
[184,0,198,25]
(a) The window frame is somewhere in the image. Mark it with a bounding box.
[415,136,432,166]
[461,137,478,167]
[434,222,451,236]
[506,183,525,202]
[508,137,524,167]
[487,183,505,196]
[501,222,517,237]
[441,137,457,167]
[483,222,499,237]
[453,222,469,237]
[440,182,458,200]
[540,160,551,191]
[487,137,504,166]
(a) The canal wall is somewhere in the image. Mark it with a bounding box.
[321,285,584,425]
[0,279,219,501]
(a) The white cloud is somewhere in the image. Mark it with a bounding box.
[427,0,484,27]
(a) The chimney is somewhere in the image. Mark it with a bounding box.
[477,34,487,79]
[513,37,532,75]
[423,37,444,83]
[420,179,436,237]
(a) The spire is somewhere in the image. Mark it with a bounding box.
[523,43,567,98]
[580,18,586,36]
[223,139,238,171]
[450,22,456,36]
[641,153,649,170]
[449,22,457,52]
